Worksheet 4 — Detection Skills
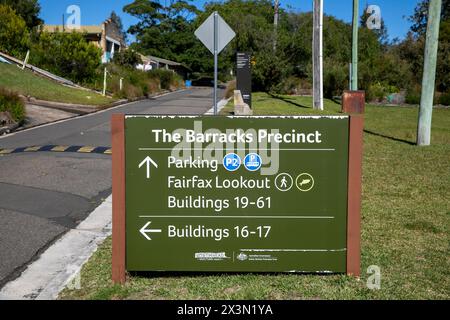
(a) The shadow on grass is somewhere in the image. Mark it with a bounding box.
[364,129,416,146]
[268,93,310,109]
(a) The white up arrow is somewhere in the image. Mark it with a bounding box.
[138,156,158,179]
[139,222,162,240]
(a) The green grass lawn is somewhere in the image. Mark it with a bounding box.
[60,93,449,300]
[0,63,114,106]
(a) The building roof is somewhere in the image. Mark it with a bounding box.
[148,55,181,66]
[43,25,103,34]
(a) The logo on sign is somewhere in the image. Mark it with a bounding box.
[223,153,241,172]
[237,253,248,261]
[244,153,262,172]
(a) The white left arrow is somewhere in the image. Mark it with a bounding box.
[138,156,158,179]
[139,221,162,240]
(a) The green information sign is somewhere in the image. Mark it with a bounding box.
[122,116,352,273]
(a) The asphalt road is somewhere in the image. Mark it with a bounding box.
[0,88,221,287]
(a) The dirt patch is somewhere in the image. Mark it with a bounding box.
[23,104,77,129]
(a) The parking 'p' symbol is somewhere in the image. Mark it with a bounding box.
[223,153,241,172]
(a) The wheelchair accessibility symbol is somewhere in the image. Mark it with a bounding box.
[244,153,262,172]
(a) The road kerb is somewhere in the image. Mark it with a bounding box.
[0,196,112,300]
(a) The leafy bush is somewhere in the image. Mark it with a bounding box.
[367,82,400,102]
[405,86,421,105]
[323,62,348,98]
[438,92,450,106]
[112,49,142,69]
[89,64,183,100]
[30,31,102,83]
[252,51,291,93]
[148,69,182,90]
[0,87,25,122]
[0,4,29,58]
[278,77,312,95]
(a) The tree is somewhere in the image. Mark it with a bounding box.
[112,48,143,68]
[110,11,128,43]
[409,0,449,36]
[30,32,102,83]
[124,0,200,65]
[0,0,42,29]
[198,0,279,88]
[0,4,29,58]
[409,0,449,92]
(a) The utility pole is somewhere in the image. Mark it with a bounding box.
[273,0,280,51]
[351,0,359,91]
[313,0,324,110]
[417,0,442,146]
[103,67,107,96]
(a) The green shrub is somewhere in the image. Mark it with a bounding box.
[438,92,450,106]
[30,31,102,83]
[149,69,182,90]
[0,87,25,122]
[0,4,29,58]
[112,49,142,68]
[323,62,348,98]
[405,85,421,105]
[367,82,400,102]
[87,63,184,100]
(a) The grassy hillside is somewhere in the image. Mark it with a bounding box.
[60,94,449,300]
[0,63,114,106]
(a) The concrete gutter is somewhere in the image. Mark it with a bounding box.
[0,196,112,300]
[20,89,178,115]
[23,97,130,115]
[204,97,232,115]
[22,98,104,115]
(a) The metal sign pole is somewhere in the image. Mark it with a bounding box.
[213,11,219,115]
[195,11,235,115]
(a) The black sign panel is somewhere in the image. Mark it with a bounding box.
[236,52,252,108]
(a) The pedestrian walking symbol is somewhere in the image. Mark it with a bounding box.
[244,153,262,172]
[275,173,293,192]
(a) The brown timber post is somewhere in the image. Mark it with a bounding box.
[347,115,364,277]
[112,114,126,284]
[342,91,365,114]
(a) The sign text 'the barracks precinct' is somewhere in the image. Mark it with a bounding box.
[124,116,350,272]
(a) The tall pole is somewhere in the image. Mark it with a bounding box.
[313,0,324,110]
[103,67,107,96]
[351,0,359,91]
[213,11,218,115]
[273,0,280,51]
[417,0,442,146]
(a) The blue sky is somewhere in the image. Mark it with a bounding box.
[38,0,420,41]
